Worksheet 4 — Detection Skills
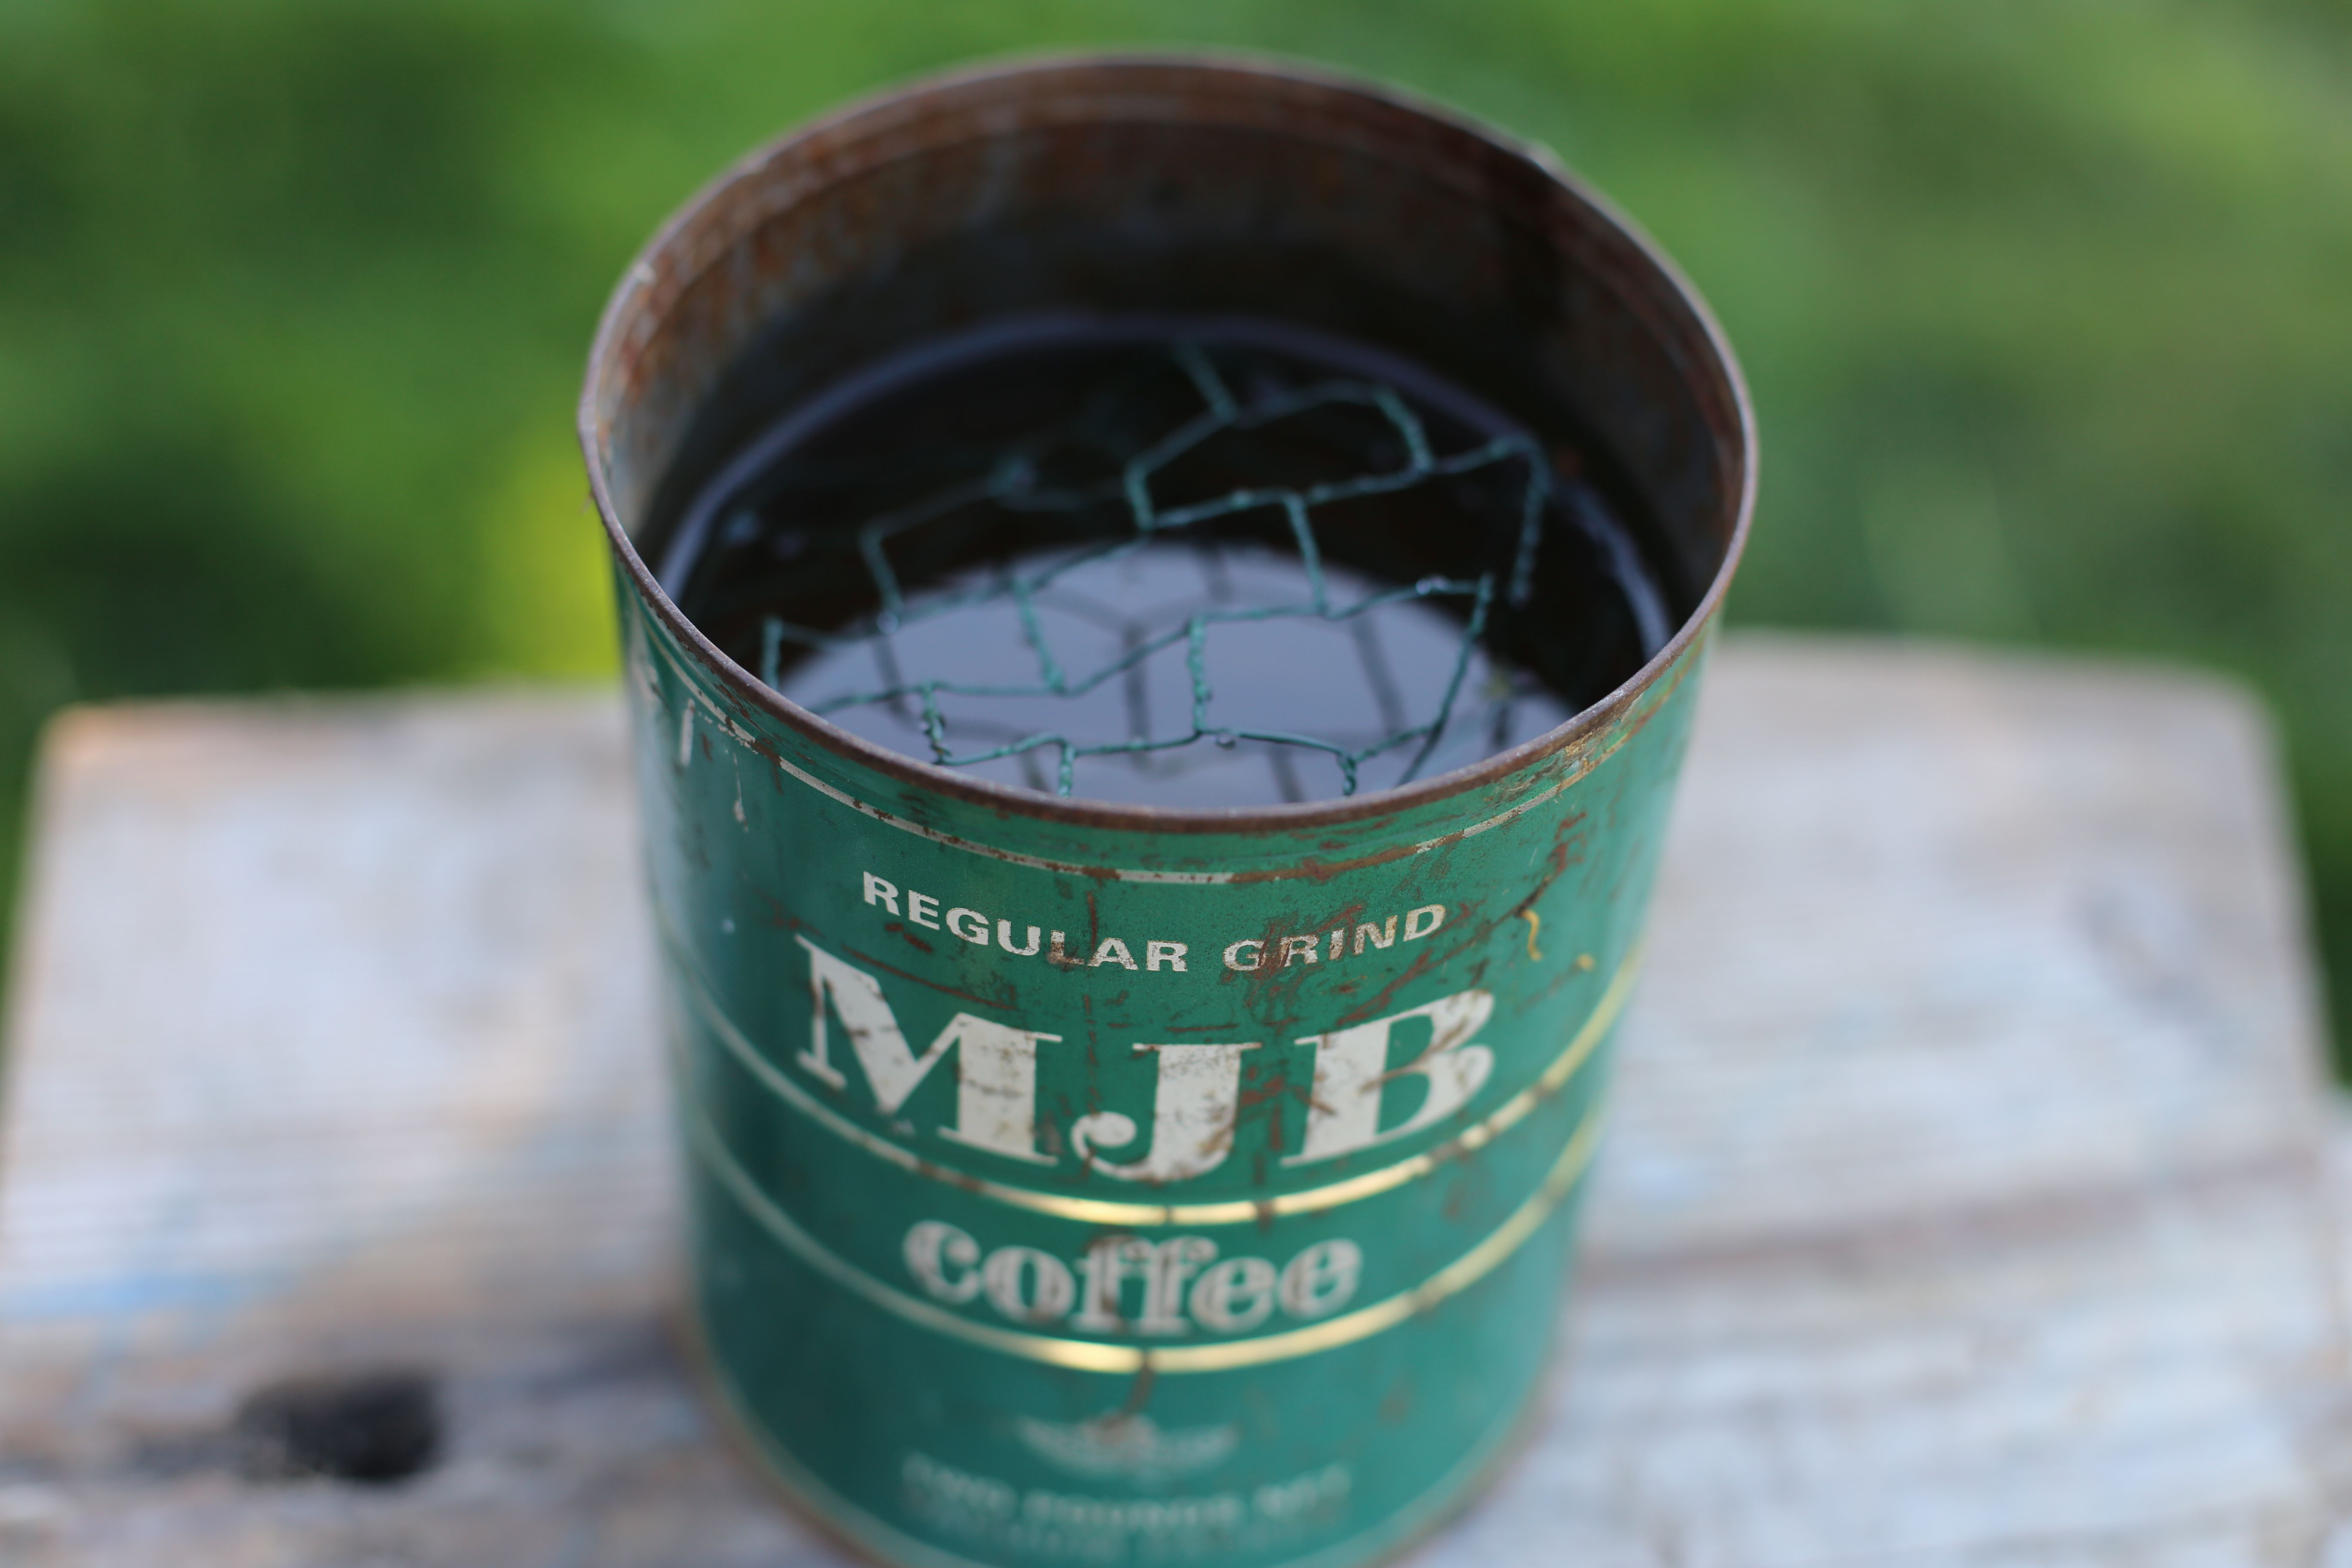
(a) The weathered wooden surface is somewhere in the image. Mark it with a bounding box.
[0,635,2343,1567]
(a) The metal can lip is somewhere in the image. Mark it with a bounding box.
[579,49,1755,835]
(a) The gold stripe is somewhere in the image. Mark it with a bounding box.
[684,1081,1608,1375]
[669,931,1638,1227]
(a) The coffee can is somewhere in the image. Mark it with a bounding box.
[580,53,1752,1568]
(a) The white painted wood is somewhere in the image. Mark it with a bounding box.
[0,637,2340,1567]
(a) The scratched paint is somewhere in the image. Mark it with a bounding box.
[582,56,1752,1568]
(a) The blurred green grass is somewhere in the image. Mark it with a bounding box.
[3,0,2347,1055]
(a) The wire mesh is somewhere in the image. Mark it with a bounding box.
[747,340,1595,805]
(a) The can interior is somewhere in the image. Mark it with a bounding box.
[583,59,1749,725]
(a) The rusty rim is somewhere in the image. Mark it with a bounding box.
[579,50,1755,834]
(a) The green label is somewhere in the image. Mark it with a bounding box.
[621,582,1705,1568]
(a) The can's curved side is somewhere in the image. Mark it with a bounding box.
[616,567,1714,1568]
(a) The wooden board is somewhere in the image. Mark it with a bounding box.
[0,635,2342,1567]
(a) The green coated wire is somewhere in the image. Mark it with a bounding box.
[755,343,1552,798]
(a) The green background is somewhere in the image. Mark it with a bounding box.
[3,0,2348,1057]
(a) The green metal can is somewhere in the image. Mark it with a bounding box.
[581,55,1751,1568]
